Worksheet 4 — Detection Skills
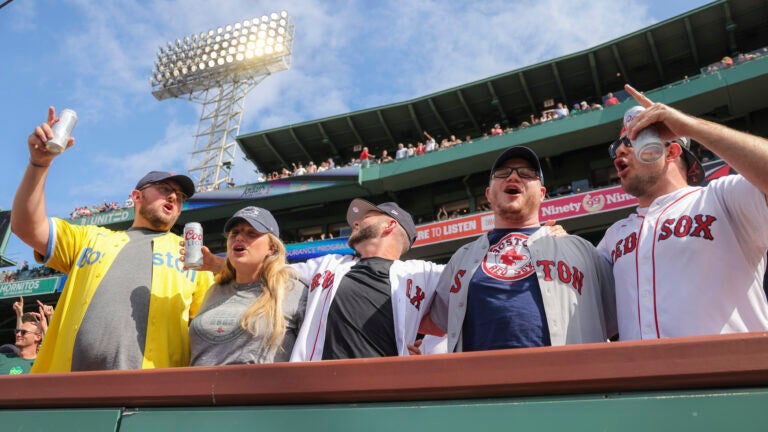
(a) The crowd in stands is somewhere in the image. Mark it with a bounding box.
[1,261,61,283]
[71,200,131,220]
[702,48,766,74]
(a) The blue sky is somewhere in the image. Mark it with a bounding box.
[0,0,713,265]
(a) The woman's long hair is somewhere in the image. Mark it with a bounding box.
[215,233,297,350]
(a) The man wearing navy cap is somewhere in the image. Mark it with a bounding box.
[421,145,617,352]
[11,107,212,372]
[290,198,444,361]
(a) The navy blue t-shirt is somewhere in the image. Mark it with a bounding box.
[462,228,551,351]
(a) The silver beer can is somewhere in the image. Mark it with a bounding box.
[46,108,78,154]
[184,222,204,269]
[623,106,664,163]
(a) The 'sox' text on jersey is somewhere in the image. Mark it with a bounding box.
[611,214,718,263]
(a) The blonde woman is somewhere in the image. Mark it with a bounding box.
[189,207,306,365]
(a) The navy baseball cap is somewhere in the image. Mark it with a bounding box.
[490,146,544,183]
[135,171,195,198]
[224,206,280,237]
[347,198,417,246]
[670,137,705,186]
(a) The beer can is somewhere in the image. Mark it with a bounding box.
[46,109,78,154]
[623,106,664,163]
[184,222,204,270]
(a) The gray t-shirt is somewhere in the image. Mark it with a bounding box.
[71,228,161,371]
[189,278,307,366]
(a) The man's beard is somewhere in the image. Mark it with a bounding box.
[138,199,175,231]
[347,221,381,252]
[621,166,663,199]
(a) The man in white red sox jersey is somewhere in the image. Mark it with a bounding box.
[421,146,617,352]
[597,84,768,340]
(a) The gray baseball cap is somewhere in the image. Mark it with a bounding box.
[224,206,279,236]
[346,198,417,246]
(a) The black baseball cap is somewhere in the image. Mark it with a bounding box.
[135,171,195,198]
[490,146,544,183]
[346,198,417,246]
[224,206,280,237]
[670,137,705,186]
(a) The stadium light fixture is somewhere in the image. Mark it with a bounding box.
[150,11,294,191]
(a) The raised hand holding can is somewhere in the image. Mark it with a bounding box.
[46,109,77,154]
[623,106,664,163]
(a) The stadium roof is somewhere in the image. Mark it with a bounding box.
[238,0,768,175]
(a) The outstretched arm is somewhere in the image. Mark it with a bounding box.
[624,84,768,198]
[11,107,74,255]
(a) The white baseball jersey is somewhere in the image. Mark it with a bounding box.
[597,175,768,340]
[289,254,444,361]
[427,227,617,353]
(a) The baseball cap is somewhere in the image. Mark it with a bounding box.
[670,137,705,186]
[489,146,544,183]
[135,171,195,198]
[224,206,280,237]
[346,198,417,246]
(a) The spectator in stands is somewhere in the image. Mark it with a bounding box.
[420,145,616,353]
[604,92,619,107]
[196,199,444,361]
[327,158,336,169]
[449,135,463,146]
[188,207,306,366]
[406,143,415,157]
[598,84,768,340]
[436,206,448,221]
[580,101,591,113]
[570,103,581,115]
[395,143,408,160]
[360,147,372,168]
[590,102,603,111]
[553,103,569,119]
[721,56,734,69]
[379,150,394,164]
[227,178,236,188]
[424,131,437,152]
[491,123,504,136]
[0,312,41,375]
[292,162,307,176]
[415,142,426,156]
[12,106,212,372]
[465,135,474,143]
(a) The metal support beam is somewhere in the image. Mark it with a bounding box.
[723,2,738,55]
[588,52,602,100]
[288,128,313,163]
[426,98,450,137]
[262,134,288,170]
[611,44,630,83]
[518,72,537,116]
[456,89,481,133]
[377,110,397,148]
[317,123,339,158]
[551,63,567,104]
[346,117,364,147]
[486,82,508,124]
[407,104,423,137]
[645,31,666,84]
[683,17,701,67]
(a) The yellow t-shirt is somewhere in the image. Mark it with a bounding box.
[31,217,212,372]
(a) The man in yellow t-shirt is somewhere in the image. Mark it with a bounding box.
[11,107,212,372]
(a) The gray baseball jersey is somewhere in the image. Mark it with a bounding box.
[428,227,617,352]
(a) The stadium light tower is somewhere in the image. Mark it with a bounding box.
[150,11,294,191]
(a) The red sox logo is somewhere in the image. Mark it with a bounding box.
[406,279,425,310]
[482,232,535,281]
[310,270,335,292]
[611,214,717,263]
